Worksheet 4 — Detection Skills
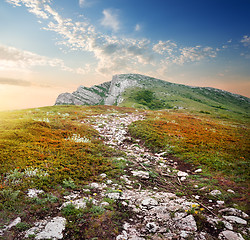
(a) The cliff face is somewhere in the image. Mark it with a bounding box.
[55,74,141,106]
[55,81,111,106]
[104,74,141,105]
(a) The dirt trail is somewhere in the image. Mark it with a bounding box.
[86,112,249,240]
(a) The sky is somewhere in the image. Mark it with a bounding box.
[0,0,250,110]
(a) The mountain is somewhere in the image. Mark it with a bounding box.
[55,74,250,120]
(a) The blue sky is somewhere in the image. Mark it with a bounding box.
[0,0,250,110]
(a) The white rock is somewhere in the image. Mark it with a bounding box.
[227,189,235,194]
[194,169,202,173]
[177,171,189,177]
[223,216,247,225]
[25,217,66,240]
[194,185,199,188]
[131,170,149,179]
[219,208,249,219]
[61,198,90,209]
[209,190,222,196]
[141,198,158,207]
[106,180,112,184]
[176,215,197,231]
[63,193,79,200]
[27,189,44,198]
[121,201,128,206]
[180,230,191,238]
[100,201,109,207]
[106,192,121,200]
[218,230,244,240]
[223,221,233,230]
[180,177,186,181]
[4,217,21,232]
[194,195,200,200]
[146,222,158,233]
[100,173,107,178]
[116,230,128,240]
[89,182,107,189]
[217,200,225,205]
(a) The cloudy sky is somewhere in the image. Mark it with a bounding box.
[0,0,250,110]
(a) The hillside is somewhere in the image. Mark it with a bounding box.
[55,74,250,122]
[0,105,249,239]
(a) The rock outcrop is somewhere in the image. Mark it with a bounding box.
[55,81,111,105]
[55,74,155,106]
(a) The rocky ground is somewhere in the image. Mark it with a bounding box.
[2,112,249,239]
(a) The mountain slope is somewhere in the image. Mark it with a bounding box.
[55,74,250,121]
[0,105,249,239]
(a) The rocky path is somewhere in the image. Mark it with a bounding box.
[86,112,249,240]
[4,112,248,239]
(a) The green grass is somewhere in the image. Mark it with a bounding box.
[0,103,249,238]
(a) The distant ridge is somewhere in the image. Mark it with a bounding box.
[55,74,249,120]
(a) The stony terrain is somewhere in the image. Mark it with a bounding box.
[2,111,248,239]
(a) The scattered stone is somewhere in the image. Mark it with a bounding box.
[227,189,235,194]
[194,185,199,188]
[223,221,233,230]
[116,230,128,240]
[180,177,186,181]
[194,169,202,173]
[25,217,66,240]
[194,195,200,200]
[180,230,191,238]
[146,222,158,233]
[131,170,149,179]
[219,208,249,219]
[106,192,121,200]
[0,217,22,235]
[217,200,225,205]
[209,190,222,196]
[100,173,107,178]
[177,171,189,177]
[61,198,87,209]
[63,193,79,200]
[27,189,44,198]
[176,215,197,231]
[218,230,244,240]
[141,198,158,208]
[223,216,247,225]
[6,217,21,230]
[106,179,112,184]
[100,201,109,207]
[89,182,107,189]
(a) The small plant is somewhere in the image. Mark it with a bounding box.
[6,168,24,184]
[61,203,81,216]
[15,222,31,231]
[185,203,205,215]
[62,177,76,189]
[89,205,105,216]
[0,188,20,202]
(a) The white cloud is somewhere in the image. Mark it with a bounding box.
[101,9,120,32]
[241,35,250,47]
[174,46,217,65]
[6,0,50,19]
[6,0,219,77]
[153,40,177,55]
[0,43,89,75]
[0,43,62,70]
[135,24,141,32]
